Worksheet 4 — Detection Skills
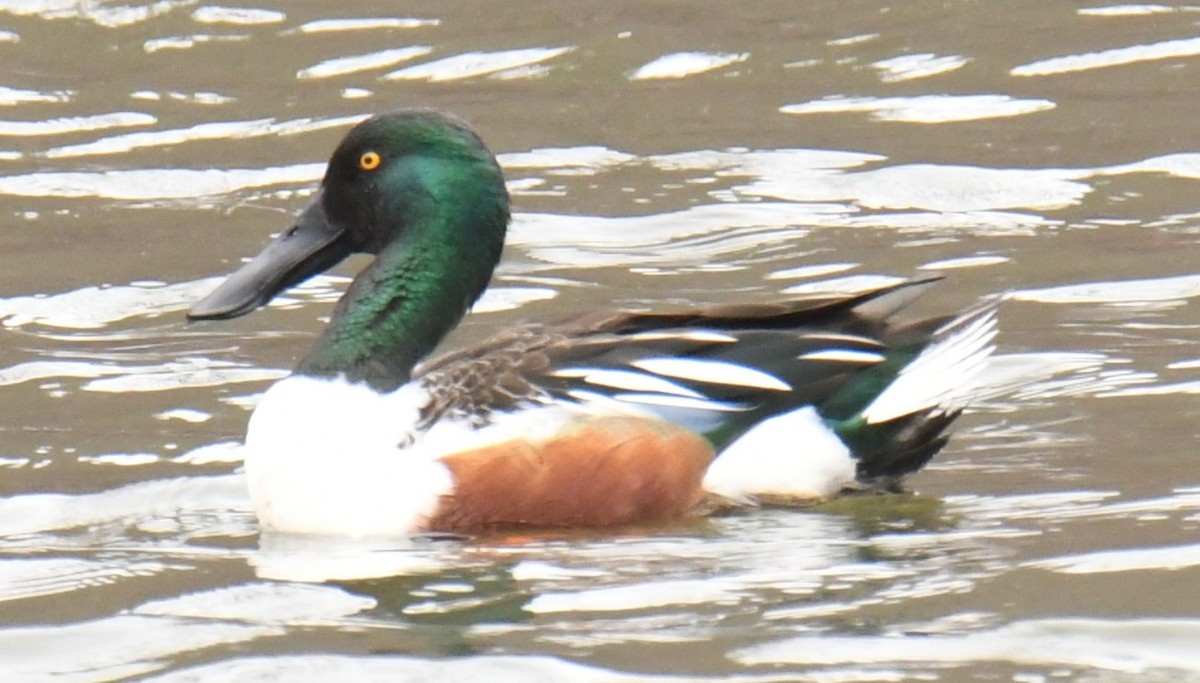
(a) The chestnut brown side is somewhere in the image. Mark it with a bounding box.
[427,415,715,532]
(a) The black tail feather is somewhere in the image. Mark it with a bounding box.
[853,409,962,489]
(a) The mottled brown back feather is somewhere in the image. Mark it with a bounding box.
[412,277,947,431]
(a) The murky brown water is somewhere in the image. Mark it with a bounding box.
[2,1,1200,680]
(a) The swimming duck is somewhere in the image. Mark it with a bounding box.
[188,109,997,538]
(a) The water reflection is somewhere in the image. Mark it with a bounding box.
[296,46,432,80]
[781,94,1057,123]
[383,47,575,82]
[629,51,749,80]
[1012,36,1200,77]
[9,451,1200,679]
[735,618,1200,674]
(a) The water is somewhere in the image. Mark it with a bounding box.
[2,1,1199,680]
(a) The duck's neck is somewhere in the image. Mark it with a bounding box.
[297,213,503,393]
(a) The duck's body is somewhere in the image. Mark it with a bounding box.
[245,376,712,536]
[190,109,998,538]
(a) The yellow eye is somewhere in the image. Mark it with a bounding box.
[359,150,382,171]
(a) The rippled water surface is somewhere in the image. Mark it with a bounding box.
[2,1,1200,681]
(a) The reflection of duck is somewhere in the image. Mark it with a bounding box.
[189,109,998,538]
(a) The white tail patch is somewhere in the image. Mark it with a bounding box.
[633,357,791,391]
[860,299,999,424]
[703,406,855,503]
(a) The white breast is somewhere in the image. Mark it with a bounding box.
[241,375,606,537]
[243,375,453,538]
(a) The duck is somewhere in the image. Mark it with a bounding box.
[188,108,998,538]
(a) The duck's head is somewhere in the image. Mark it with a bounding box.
[188,109,510,321]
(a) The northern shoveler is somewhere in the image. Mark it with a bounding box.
[188,109,998,538]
